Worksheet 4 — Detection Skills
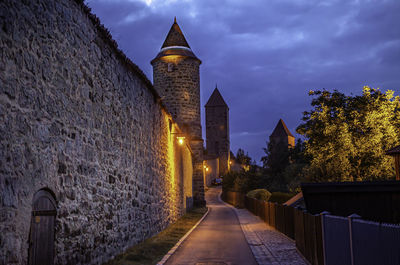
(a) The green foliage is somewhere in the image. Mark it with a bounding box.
[223,169,266,193]
[236,148,252,166]
[222,171,241,192]
[247,189,272,201]
[281,163,307,193]
[297,87,400,181]
[260,139,308,192]
[269,192,295,204]
[261,141,291,175]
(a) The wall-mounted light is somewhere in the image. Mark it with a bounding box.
[206,167,209,172]
[176,136,185,145]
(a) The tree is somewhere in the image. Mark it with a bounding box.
[261,139,307,191]
[297,87,400,182]
[236,148,252,166]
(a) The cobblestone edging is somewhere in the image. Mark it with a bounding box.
[219,194,307,265]
[157,207,211,265]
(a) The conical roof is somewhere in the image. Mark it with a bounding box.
[205,87,228,108]
[151,18,200,63]
[270,119,294,138]
[162,17,190,48]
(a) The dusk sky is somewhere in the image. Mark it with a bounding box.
[85,0,400,163]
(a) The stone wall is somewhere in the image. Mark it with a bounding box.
[0,0,193,264]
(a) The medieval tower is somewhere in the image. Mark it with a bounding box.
[205,87,230,175]
[151,18,205,206]
[270,119,295,152]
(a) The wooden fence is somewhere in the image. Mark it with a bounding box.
[223,190,400,265]
[243,195,324,265]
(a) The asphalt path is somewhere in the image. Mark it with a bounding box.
[165,187,257,265]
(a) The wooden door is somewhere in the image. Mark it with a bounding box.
[28,190,56,265]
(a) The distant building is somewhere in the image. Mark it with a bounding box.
[205,86,230,175]
[270,118,295,151]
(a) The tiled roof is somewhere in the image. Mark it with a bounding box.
[205,87,228,107]
[270,119,294,138]
[386,145,400,155]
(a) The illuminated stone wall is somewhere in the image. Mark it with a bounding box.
[152,53,205,206]
[0,0,193,264]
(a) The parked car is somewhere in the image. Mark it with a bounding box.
[212,178,222,186]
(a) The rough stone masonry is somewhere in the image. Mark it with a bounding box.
[0,0,196,264]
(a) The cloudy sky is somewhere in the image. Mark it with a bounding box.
[85,0,400,163]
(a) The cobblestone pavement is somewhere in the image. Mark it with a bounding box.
[219,191,308,265]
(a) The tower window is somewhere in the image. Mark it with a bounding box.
[167,63,173,72]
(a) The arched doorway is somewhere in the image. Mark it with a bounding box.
[28,189,57,265]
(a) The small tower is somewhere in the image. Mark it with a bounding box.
[151,18,205,206]
[205,86,230,175]
[270,119,295,150]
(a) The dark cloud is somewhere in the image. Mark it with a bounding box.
[86,0,400,163]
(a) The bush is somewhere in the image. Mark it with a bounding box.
[269,192,295,204]
[246,189,271,202]
[222,171,240,192]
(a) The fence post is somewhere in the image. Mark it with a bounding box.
[320,211,330,265]
[348,213,361,265]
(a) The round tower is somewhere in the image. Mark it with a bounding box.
[151,18,205,206]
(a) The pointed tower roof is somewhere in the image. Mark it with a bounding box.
[151,18,200,63]
[270,119,294,138]
[205,86,228,108]
[162,17,190,48]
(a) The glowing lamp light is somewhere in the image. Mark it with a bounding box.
[206,167,209,172]
[229,161,232,165]
[177,136,185,145]
[203,165,207,169]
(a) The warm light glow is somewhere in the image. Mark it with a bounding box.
[166,116,177,218]
[229,161,232,165]
[177,136,185,145]
[206,167,209,172]
[160,55,184,64]
[203,165,207,169]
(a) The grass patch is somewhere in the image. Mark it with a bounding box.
[103,207,208,265]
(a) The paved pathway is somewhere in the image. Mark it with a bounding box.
[165,187,307,265]
[224,200,307,265]
[165,187,258,265]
